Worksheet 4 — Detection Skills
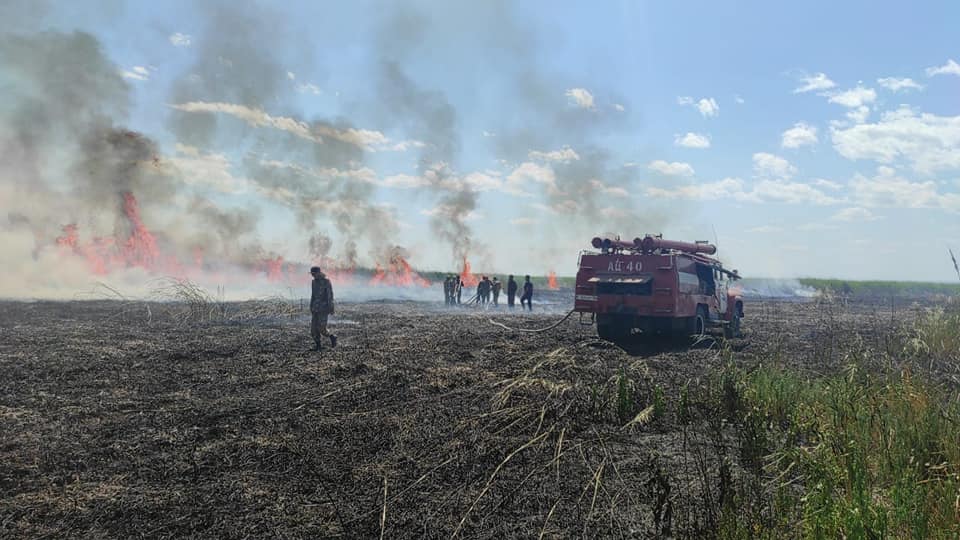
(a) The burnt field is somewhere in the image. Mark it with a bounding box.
[1,294,957,538]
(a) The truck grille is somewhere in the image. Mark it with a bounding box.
[596,281,652,296]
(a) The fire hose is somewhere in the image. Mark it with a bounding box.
[487,308,576,333]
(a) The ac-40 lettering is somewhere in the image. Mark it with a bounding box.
[606,259,642,272]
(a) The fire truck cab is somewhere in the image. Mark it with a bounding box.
[574,235,743,343]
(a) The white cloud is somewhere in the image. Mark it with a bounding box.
[749,180,841,205]
[482,130,496,137]
[506,162,557,195]
[831,207,880,222]
[674,132,711,149]
[528,147,580,163]
[846,106,870,124]
[380,174,429,189]
[122,65,152,81]
[612,103,626,112]
[287,71,296,80]
[850,166,960,211]
[463,172,505,192]
[697,98,719,117]
[876,77,923,92]
[831,106,960,173]
[648,160,695,177]
[677,96,719,117]
[169,33,191,47]
[420,206,483,221]
[296,83,322,95]
[827,86,877,108]
[645,174,841,206]
[798,222,839,231]
[170,101,421,151]
[734,95,745,104]
[746,225,783,233]
[793,72,835,93]
[565,88,595,110]
[588,179,629,197]
[510,217,537,226]
[812,178,843,190]
[166,144,250,194]
[926,59,960,77]
[645,177,745,200]
[781,122,818,148]
[752,152,797,179]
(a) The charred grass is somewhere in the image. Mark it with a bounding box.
[0,296,957,537]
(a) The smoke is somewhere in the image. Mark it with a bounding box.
[0,2,674,299]
[370,7,481,267]
[166,4,290,148]
[0,28,273,295]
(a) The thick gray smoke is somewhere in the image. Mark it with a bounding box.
[371,7,481,267]
[0,2,671,299]
[165,3,407,268]
[0,32,170,238]
[0,28,275,296]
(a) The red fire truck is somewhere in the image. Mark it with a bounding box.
[574,235,743,342]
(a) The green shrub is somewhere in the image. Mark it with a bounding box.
[723,365,960,538]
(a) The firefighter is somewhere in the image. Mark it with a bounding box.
[456,277,463,304]
[507,275,518,307]
[443,276,452,305]
[520,275,533,311]
[309,266,337,351]
[491,277,502,305]
[480,276,492,304]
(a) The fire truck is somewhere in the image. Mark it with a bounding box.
[574,235,743,342]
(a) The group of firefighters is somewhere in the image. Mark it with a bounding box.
[442,274,534,310]
[306,266,538,351]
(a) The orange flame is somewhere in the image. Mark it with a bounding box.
[52,191,431,288]
[369,255,430,287]
[459,258,479,287]
[547,270,558,290]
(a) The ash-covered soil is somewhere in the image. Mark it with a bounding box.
[0,294,938,538]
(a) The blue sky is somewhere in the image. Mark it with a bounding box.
[6,0,960,282]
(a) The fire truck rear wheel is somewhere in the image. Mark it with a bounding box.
[597,314,627,342]
[689,306,707,338]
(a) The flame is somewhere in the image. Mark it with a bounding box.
[369,255,430,287]
[547,270,558,290]
[459,258,479,287]
[51,191,430,288]
[119,191,160,269]
[55,192,180,275]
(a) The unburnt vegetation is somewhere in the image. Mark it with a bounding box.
[1,294,957,538]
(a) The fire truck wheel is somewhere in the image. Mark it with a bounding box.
[690,306,707,338]
[724,313,741,339]
[596,314,627,342]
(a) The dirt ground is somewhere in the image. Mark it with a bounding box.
[0,293,942,538]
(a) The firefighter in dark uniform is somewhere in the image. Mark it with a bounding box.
[520,275,533,311]
[507,275,518,307]
[310,266,338,351]
[491,277,502,305]
[443,276,452,305]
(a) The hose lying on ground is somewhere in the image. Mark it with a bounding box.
[487,308,576,333]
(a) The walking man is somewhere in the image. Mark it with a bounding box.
[507,275,518,308]
[310,266,338,351]
[520,275,533,311]
[491,277,502,305]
